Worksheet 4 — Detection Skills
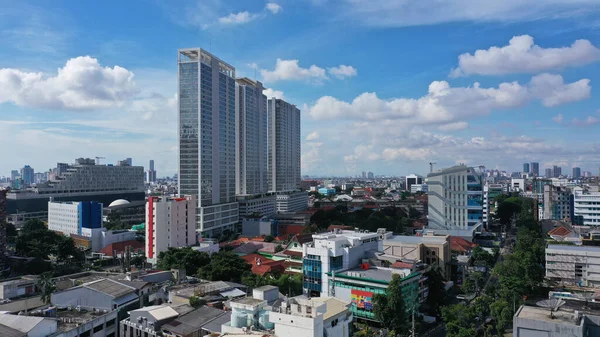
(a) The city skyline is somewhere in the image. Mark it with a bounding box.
[1,1,600,176]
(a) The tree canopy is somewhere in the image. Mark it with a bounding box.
[373,274,409,335]
[197,251,251,283]
[156,247,211,275]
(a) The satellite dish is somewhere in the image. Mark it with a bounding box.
[537,299,566,318]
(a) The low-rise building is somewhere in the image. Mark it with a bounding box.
[238,194,277,218]
[513,305,600,337]
[546,245,600,287]
[0,278,37,300]
[120,304,180,337]
[382,233,451,279]
[302,229,382,297]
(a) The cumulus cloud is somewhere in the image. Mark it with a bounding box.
[344,145,381,162]
[302,142,322,172]
[572,116,600,127]
[0,56,137,110]
[306,131,320,141]
[382,147,435,161]
[261,59,327,82]
[260,59,357,83]
[306,74,589,123]
[438,121,468,132]
[266,3,282,14]
[263,88,285,100]
[529,73,591,107]
[451,35,600,77]
[218,11,258,25]
[328,65,357,79]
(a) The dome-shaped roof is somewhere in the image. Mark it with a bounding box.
[109,199,130,207]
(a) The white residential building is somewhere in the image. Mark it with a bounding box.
[573,191,600,226]
[267,98,301,193]
[510,178,526,192]
[276,191,308,213]
[546,245,600,287]
[303,229,382,297]
[178,48,239,237]
[48,201,103,236]
[146,195,197,264]
[426,165,483,230]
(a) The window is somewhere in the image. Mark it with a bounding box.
[93,324,103,333]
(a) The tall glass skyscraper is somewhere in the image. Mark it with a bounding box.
[531,162,540,176]
[267,98,301,192]
[235,78,268,196]
[178,49,239,237]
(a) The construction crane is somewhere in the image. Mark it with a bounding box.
[429,162,436,173]
[95,156,105,165]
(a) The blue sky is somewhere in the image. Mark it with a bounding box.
[1,0,600,177]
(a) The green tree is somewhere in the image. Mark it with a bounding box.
[408,206,421,219]
[197,251,251,282]
[490,299,513,335]
[425,267,447,317]
[22,219,46,232]
[471,246,495,269]
[275,244,284,253]
[37,272,56,304]
[373,274,408,334]
[189,295,207,308]
[264,235,275,243]
[495,196,522,227]
[156,247,211,275]
[442,303,476,337]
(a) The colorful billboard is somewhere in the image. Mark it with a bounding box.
[351,289,374,311]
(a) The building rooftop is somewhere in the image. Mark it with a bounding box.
[78,278,135,298]
[0,323,25,337]
[55,308,113,332]
[515,305,582,326]
[384,235,448,245]
[254,285,278,292]
[162,306,229,335]
[133,305,179,321]
[231,297,266,306]
[313,229,379,240]
[308,297,350,321]
[336,267,403,284]
[547,245,600,253]
[0,314,45,333]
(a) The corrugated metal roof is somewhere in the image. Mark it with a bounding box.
[0,315,44,333]
[163,306,228,335]
[0,323,26,337]
[134,305,179,321]
[84,278,135,298]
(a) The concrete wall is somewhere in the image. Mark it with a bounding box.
[270,311,322,337]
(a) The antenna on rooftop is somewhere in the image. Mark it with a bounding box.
[537,299,566,318]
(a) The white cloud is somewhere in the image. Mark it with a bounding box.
[344,145,381,162]
[553,114,564,124]
[328,65,357,79]
[382,147,435,161]
[306,131,320,141]
[529,73,591,107]
[266,3,282,14]
[302,142,322,172]
[263,88,284,100]
[218,11,258,25]
[451,35,600,77]
[438,121,469,132]
[0,56,137,110]
[572,116,600,127]
[334,1,600,27]
[306,74,589,123]
[261,59,327,82]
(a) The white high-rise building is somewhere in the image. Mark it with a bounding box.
[178,48,239,237]
[267,98,301,193]
[427,165,483,230]
[146,195,196,264]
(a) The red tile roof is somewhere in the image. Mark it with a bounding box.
[450,236,477,253]
[548,226,572,237]
[282,250,303,257]
[100,240,144,257]
[278,225,306,236]
[241,254,286,276]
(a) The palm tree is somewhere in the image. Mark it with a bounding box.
[36,272,56,305]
